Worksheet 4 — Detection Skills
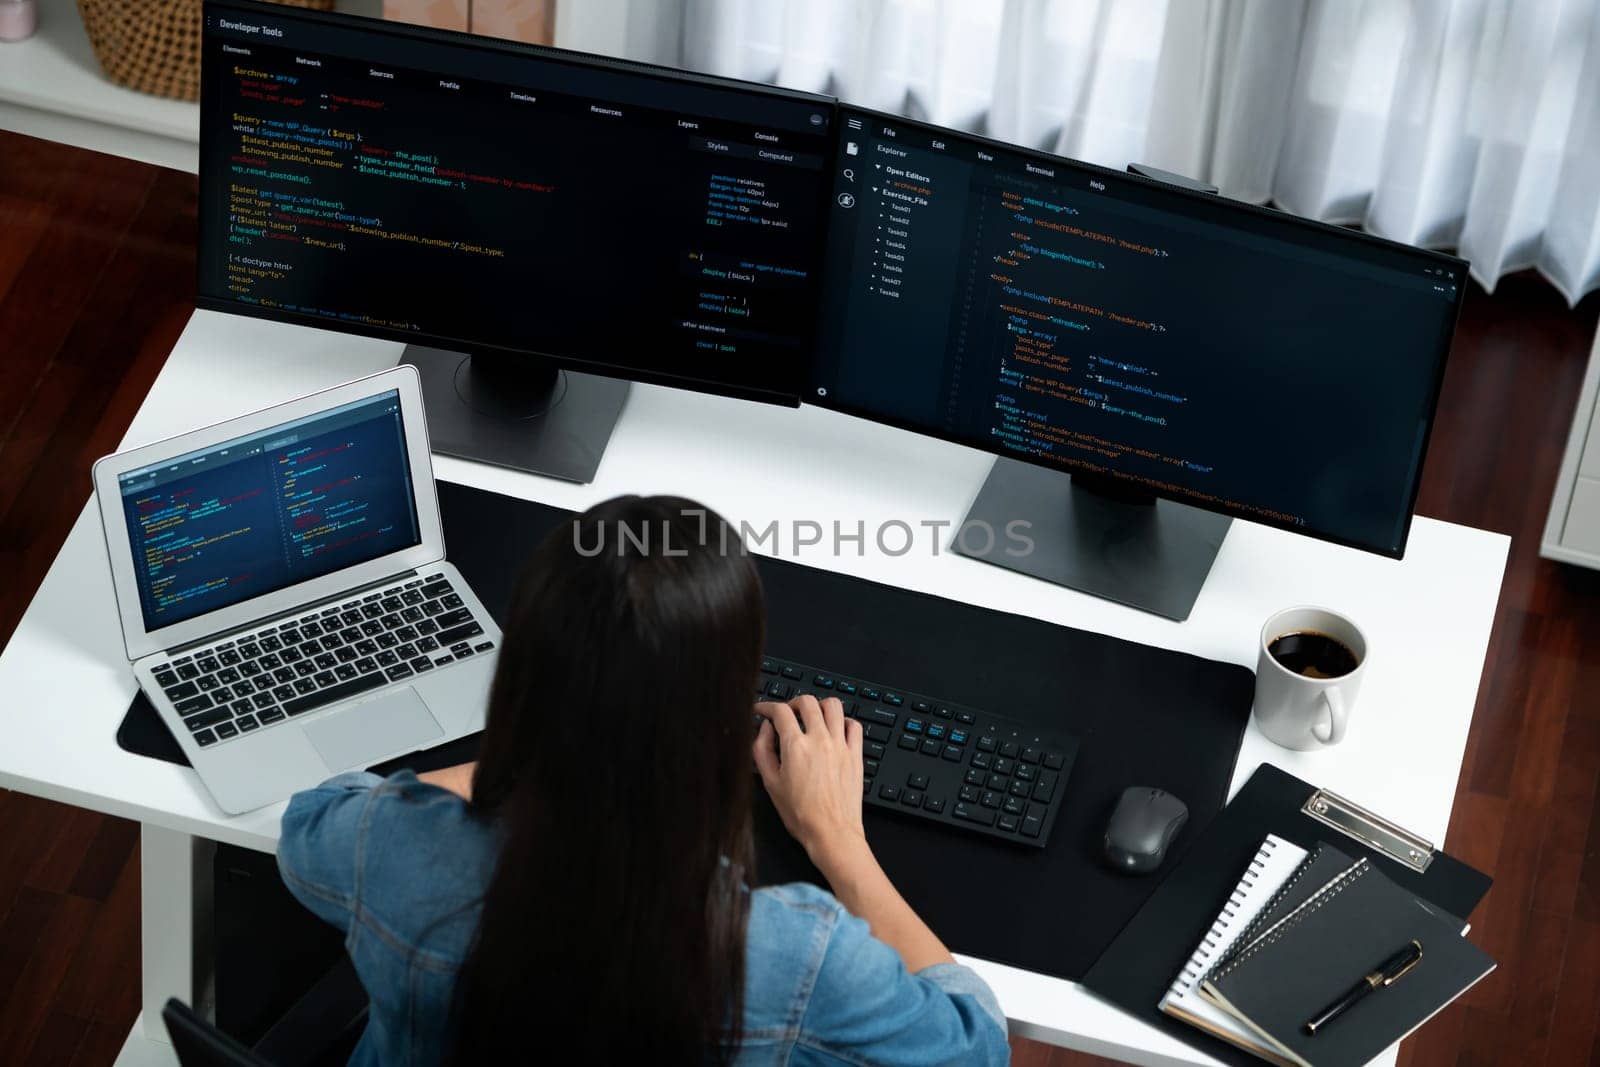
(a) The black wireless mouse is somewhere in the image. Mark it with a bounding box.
[1103,786,1188,874]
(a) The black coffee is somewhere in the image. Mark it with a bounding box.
[1268,631,1358,679]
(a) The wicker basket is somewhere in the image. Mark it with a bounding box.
[76,0,335,102]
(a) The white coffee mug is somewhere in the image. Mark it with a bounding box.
[1253,606,1367,751]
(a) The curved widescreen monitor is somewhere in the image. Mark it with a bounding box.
[197,0,833,404]
[811,109,1465,558]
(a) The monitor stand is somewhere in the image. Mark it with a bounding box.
[955,458,1231,622]
[400,344,628,483]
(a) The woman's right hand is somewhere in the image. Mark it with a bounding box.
[753,695,867,865]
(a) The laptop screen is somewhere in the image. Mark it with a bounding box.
[117,390,422,632]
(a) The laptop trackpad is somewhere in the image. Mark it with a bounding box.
[303,687,443,772]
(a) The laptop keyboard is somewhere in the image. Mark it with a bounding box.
[149,575,495,750]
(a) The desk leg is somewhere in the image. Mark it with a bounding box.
[139,824,216,1042]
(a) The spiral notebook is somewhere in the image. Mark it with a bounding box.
[1158,835,1309,1065]
[1196,857,1495,1067]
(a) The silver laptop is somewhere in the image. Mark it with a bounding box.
[93,367,501,814]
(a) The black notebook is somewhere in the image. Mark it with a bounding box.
[1196,857,1495,1067]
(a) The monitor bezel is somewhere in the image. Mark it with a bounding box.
[197,0,836,409]
[92,366,443,662]
[811,105,1468,560]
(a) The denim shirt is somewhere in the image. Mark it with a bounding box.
[278,771,1010,1066]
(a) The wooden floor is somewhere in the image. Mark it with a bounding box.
[1,130,1597,1065]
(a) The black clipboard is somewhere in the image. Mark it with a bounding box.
[1081,762,1491,1067]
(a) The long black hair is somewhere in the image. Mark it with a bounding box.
[449,496,763,1064]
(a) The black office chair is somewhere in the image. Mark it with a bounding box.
[162,955,369,1067]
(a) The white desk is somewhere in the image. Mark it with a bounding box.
[0,311,1508,1067]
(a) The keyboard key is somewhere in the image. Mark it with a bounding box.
[416,619,440,636]
[195,675,218,692]
[376,632,399,649]
[901,790,923,807]
[959,785,980,803]
[434,607,473,629]
[980,790,1002,809]
[212,686,235,703]
[237,715,261,733]
[401,590,424,605]
[234,679,257,696]
[994,757,1015,775]
[153,669,178,689]
[977,735,997,753]
[436,621,484,646]
[865,741,885,760]
[355,657,379,674]
[293,678,317,695]
[321,634,344,649]
[953,802,995,827]
[420,580,452,599]
[920,739,940,757]
[863,759,879,778]
[283,672,386,717]
[942,745,962,761]
[861,707,897,727]
[949,729,968,745]
[474,642,495,653]
[194,729,218,747]
[292,663,316,679]
[1021,815,1043,838]
[912,700,932,714]
[361,620,385,637]
[280,628,302,644]
[397,624,420,641]
[882,692,904,707]
[314,653,337,670]
[197,656,220,673]
[957,711,976,725]
[780,665,802,680]
[860,687,880,701]
[878,784,900,802]
[864,723,891,743]
[926,724,945,740]
[416,636,439,653]
[965,769,984,786]
[313,671,337,688]
[987,773,1008,790]
[907,773,929,790]
[182,706,230,730]
[216,667,241,685]
[335,664,358,681]
[386,664,415,682]
[904,718,923,734]
[896,734,918,751]
[1032,772,1058,804]
[215,722,239,740]
[229,699,252,716]
[381,596,404,613]
[1000,741,1019,758]
[998,814,1020,833]
[971,752,992,771]
[176,664,199,680]
[258,708,285,725]
[173,694,213,716]
[813,676,834,689]
[836,682,857,696]
[396,643,417,660]
[759,658,778,675]
[923,796,945,814]
[273,667,296,684]
[1021,746,1041,764]
[1003,796,1027,816]
[1043,752,1065,770]
[251,693,275,711]
[1016,763,1037,782]
[164,680,199,701]
[433,655,454,666]
[260,636,282,652]
[933,707,953,719]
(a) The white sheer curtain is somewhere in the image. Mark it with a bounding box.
[560,0,1600,303]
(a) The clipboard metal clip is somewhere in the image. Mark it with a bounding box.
[1303,788,1435,873]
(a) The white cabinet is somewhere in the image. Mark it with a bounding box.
[1543,325,1600,569]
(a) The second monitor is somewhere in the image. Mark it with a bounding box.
[812,109,1464,619]
[198,1,833,479]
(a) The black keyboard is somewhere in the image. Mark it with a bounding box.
[757,656,1079,848]
[148,574,495,750]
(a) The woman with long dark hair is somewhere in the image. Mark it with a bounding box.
[278,495,1008,1064]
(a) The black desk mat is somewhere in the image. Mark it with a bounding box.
[118,481,1256,981]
